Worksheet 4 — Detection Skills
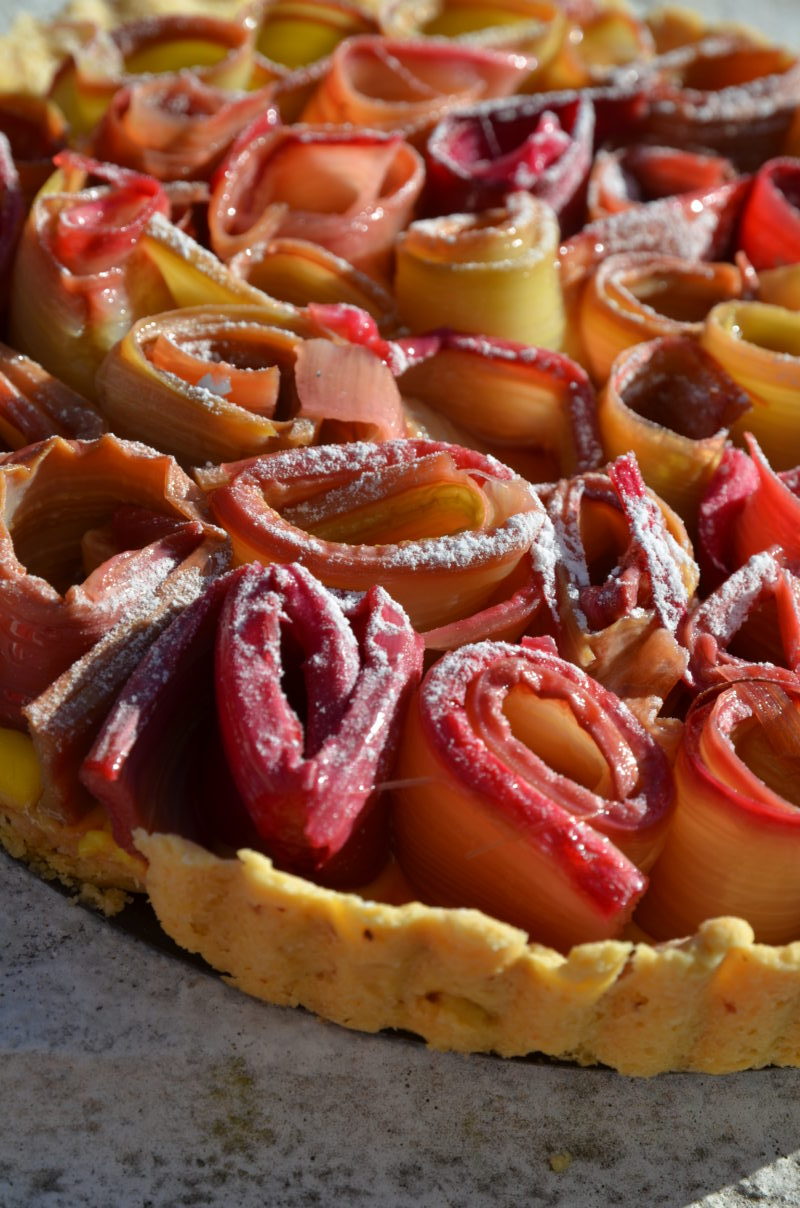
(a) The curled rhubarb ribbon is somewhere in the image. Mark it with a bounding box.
[697,436,800,584]
[398,329,603,482]
[597,336,751,527]
[200,438,547,631]
[82,561,424,887]
[230,236,397,322]
[0,92,68,203]
[0,342,106,452]
[738,157,800,270]
[209,119,424,279]
[391,635,674,950]
[424,93,594,235]
[0,132,23,316]
[537,1,654,90]
[300,35,533,142]
[642,34,800,170]
[254,0,379,72]
[9,156,170,397]
[579,251,746,385]
[94,304,324,467]
[394,191,565,350]
[701,301,800,471]
[50,12,256,135]
[684,550,800,688]
[586,144,738,222]
[92,73,276,182]
[545,453,698,685]
[0,433,228,728]
[386,0,567,81]
[637,669,800,944]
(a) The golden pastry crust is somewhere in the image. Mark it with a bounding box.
[138,832,800,1076]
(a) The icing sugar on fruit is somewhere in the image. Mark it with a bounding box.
[2,0,800,1075]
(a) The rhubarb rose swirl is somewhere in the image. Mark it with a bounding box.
[82,561,423,888]
[200,439,547,632]
[0,433,228,727]
[94,304,319,467]
[392,636,674,950]
[209,119,424,280]
[637,670,800,944]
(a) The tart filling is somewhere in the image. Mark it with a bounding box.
[3,0,800,1078]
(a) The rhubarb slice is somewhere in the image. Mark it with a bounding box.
[209,118,424,280]
[392,636,674,950]
[397,328,602,481]
[201,438,547,631]
[423,93,594,235]
[596,335,750,527]
[394,191,565,350]
[300,35,533,142]
[82,562,423,887]
[0,433,228,726]
[0,342,106,452]
[637,669,800,944]
[95,304,317,466]
[92,72,276,182]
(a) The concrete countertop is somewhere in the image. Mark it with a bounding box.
[2,0,800,1204]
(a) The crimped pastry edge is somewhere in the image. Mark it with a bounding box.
[137,831,800,1077]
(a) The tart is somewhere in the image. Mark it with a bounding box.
[3,0,800,1077]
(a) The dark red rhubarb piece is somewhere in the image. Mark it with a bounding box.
[215,562,424,884]
[424,93,595,235]
[738,158,800,270]
[0,133,23,314]
[83,562,424,887]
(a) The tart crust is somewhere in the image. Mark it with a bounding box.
[138,831,800,1076]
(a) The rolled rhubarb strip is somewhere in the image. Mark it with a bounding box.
[24,525,230,824]
[642,35,800,170]
[580,252,746,385]
[0,92,68,203]
[82,561,424,888]
[0,133,23,317]
[538,1,654,90]
[50,12,256,135]
[560,177,750,303]
[392,636,674,950]
[738,157,800,271]
[0,433,228,727]
[684,550,800,688]
[586,143,738,221]
[395,191,565,350]
[0,342,106,452]
[596,336,751,526]
[8,157,170,398]
[699,436,800,584]
[94,304,322,467]
[636,669,800,944]
[254,0,379,70]
[545,452,698,668]
[208,118,424,279]
[10,155,298,399]
[423,93,594,235]
[701,300,800,471]
[300,35,533,142]
[92,73,276,182]
[200,439,547,631]
[398,329,602,481]
[230,237,397,322]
